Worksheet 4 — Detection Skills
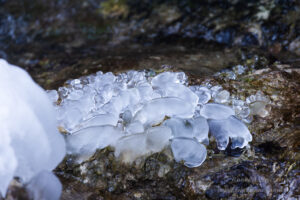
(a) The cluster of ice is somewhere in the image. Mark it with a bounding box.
[210,64,271,121]
[214,64,249,80]
[51,68,258,168]
[0,60,65,199]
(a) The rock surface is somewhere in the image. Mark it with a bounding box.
[53,63,298,200]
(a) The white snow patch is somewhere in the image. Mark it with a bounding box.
[0,59,65,198]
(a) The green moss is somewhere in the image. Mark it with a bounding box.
[99,0,129,19]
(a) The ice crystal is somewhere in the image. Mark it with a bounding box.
[52,70,253,167]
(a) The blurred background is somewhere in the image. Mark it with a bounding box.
[0,0,299,89]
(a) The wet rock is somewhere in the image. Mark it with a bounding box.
[215,28,236,45]
[0,0,299,88]
[205,185,229,200]
[241,33,259,46]
[100,0,129,19]
[51,63,300,200]
[289,37,300,55]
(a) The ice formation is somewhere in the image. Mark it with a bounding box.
[114,126,172,163]
[134,97,195,126]
[51,68,262,169]
[171,138,207,168]
[208,116,252,150]
[163,117,209,144]
[66,125,123,157]
[200,103,235,120]
[26,171,62,200]
[0,59,65,199]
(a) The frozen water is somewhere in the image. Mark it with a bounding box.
[171,138,207,168]
[246,91,270,104]
[134,97,195,126]
[200,103,235,120]
[72,114,119,132]
[0,129,17,197]
[58,106,82,132]
[151,71,187,88]
[94,84,113,104]
[216,70,236,80]
[208,116,252,150]
[235,65,247,74]
[214,90,230,104]
[66,125,122,157]
[238,106,251,119]
[0,59,65,198]
[146,126,172,152]
[26,171,62,200]
[46,90,59,103]
[52,67,252,167]
[94,72,116,88]
[70,78,82,87]
[214,64,248,80]
[164,118,194,138]
[210,85,223,99]
[226,116,252,142]
[245,91,270,118]
[114,133,148,163]
[151,72,177,87]
[67,89,84,100]
[125,121,144,135]
[176,72,188,85]
[99,88,140,117]
[126,70,147,87]
[232,99,245,114]
[207,119,230,150]
[193,117,210,144]
[151,72,197,106]
[250,101,269,117]
[190,86,211,104]
[242,115,253,124]
[157,83,199,107]
[115,126,172,163]
[136,82,154,102]
[121,110,133,124]
[232,99,245,107]
[231,99,251,119]
[163,116,208,143]
[58,86,69,98]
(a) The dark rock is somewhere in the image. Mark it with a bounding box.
[0,0,299,84]
[242,33,259,46]
[215,28,236,45]
[224,146,244,157]
[205,185,229,200]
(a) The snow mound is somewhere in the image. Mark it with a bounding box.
[26,171,62,200]
[0,59,65,199]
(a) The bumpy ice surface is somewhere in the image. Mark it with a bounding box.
[51,68,262,168]
[0,59,65,199]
